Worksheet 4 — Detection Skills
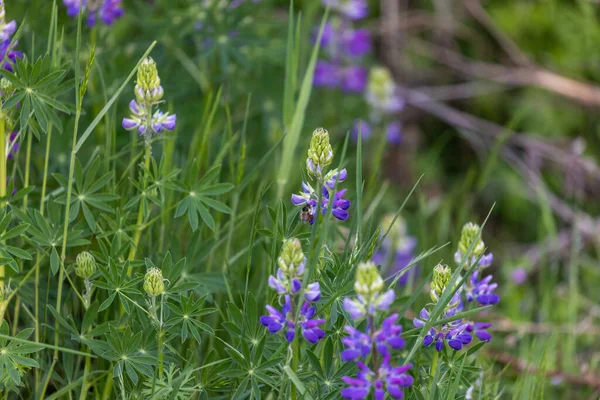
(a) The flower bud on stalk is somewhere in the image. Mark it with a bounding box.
[75,251,97,279]
[306,128,333,178]
[143,267,165,297]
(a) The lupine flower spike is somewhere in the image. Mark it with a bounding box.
[340,262,413,399]
[122,57,177,145]
[260,239,326,344]
[291,128,350,224]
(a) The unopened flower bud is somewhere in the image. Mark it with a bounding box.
[354,262,384,298]
[143,267,164,297]
[431,264,452,302]
[278,238,305,276]
[306,127,333,177]
[75,251,97,279]
[458,222,485,257]
[135,57,163,104]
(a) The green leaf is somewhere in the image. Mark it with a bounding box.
[50,247,60,275]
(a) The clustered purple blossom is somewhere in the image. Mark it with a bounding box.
[413,223,499,353]
[292,128,351,225]
[63,0,124,27]
[260,239,326,344]
[314,1,371,93]
[291,174,351,223]
[0,1,22,72]
[340,262,413,399]
[122,57,176,142]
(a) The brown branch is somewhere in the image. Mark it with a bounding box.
[487,349,600,389]
[410,39,600,107]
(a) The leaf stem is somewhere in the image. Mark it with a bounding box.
[128,143,152,271]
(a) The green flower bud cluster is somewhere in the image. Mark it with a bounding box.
[458,222,485,257]
[277,238,305,277]
[367,67,395,103]
[143,267,165,297]
[135,58,164,104]
[430,264,453,303]
[306,127,333,178]
[75,251,97,279]
[354,262,384,299]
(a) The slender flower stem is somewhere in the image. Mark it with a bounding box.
[23,130,32,210]
[430,350,439,381]
[290,295,298,400]
[158,293,164,378]
[0,113,6,322]
[128,143,152,270]
[34,123,52,395]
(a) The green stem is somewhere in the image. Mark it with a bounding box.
[158,293,164,379]
[23,130,32,210]
[0,113,6,322]
[34,124,52,395]
[430,350,439,381]
[128,144,151,270]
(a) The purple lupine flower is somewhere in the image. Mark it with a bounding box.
[259,296,325,344]
[261,239,326,344]
[341,326,371,362]
[454,250,494,268]
[386,122,402,145]
[414,306,472,352]
[63,0,124,27]
[465,271,499,306]
[291,175,350,224]
[324,168,348,189]
[305,282,321,301]
[340,66,368,93]
[343,289,395,320]
[343,28,371,58]
[299,301,326,343]
[374,314,405,356]
[466,321,492,342]
[323,0,369,21]
[341,356,412,400]
[314,61,340,88]
[512,268,527,285]
[352,120,372,141]
[321,187,351,220]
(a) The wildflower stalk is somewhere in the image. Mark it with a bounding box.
[0,112,6,319]
[23,130,31,209]
[128,143,151,267]
[34,123,52,395]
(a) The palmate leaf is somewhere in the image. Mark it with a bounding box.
[0,210,31,272]
[54,157,119,232]
[89,325,156,385]
[0,323,43,386]
[0,55,72,136]
[95,258,144,314]
[166,293,215,344]
[174,165,234,231]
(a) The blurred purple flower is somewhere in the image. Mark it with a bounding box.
[344,28,371,57]
[314,61,341,88]
[343,289,395,320]
[341,66,368,92]
[386,122,402,145]
[63,0,124,27]
[512,268,527,285]
[352,120,372,141]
